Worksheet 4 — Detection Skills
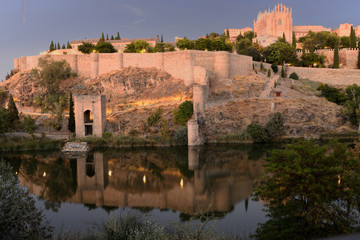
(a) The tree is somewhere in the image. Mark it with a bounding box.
[341,36,351,48]
[247,46,261,61]
[67,41,72,49]
[0,161,53,239]
[253,140,360,239]
[292,32,296,48]
[350,26,357,48]
[317,83,347,105]
[357,42,360,69]
[209,32,220,38]
[343,84,360,125]
[106,34,109,40]
[116,32,120,40]
[0,108,9,135]
[23,115,37,135]
[68,93,75,132]
[62,44,66,49]
[176,39,195,50]
[333,45,339,68]
[226,29,230,38]
[78,42,95,54]
[161,34,164,43]
[95,41,117,53]
[195,38,211,51]
[247,123,269,143]
[49,41,55,52]
[281,65,286,78]
[111,35,114,40]
[263,41,298,65]
[101,32,105,41]
[124,40,150,53]
[265,112,285,140]
[163,43,175,52]
[174,100,193,126]
[7,94,19,125]
[154,43,165,52]
[57,42,60,50]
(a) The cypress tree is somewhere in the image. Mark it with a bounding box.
[57,42,60,50]
[357,42,360,69]
[350,26,357,48]
[68,93,75,132]
[101,32,105,41]
[161,34,164,43]
[67,41,72,49]
[281,65,286,78]
[111,35,114,40]
[292,32,296,48]
[283,32,286,42]
[49,41,55,52]
[116,32,120,40]
[7,94,19,124]
[226,29,230,38]
[62,44,66,49]
[106,34,109,40]
[334,45,340,68]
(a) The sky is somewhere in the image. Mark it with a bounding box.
[1,0,360,81]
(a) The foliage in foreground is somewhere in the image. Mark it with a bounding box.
[253,139,360,240]
[174,100,193,126]
[0,160,53,240]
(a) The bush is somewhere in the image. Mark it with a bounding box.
[78,42,95,54]
[23,115,37,135]
[174,101,193,126]
[267,69,271,78]
[247,123,269,143]
[0,160,53,239]
[289,72,299,80]
[173,127,188,145]
[265,112,285,140]
[147,108,163,127]
[102,131,112,140]
[271,64,278,73]
[317,84,347,105]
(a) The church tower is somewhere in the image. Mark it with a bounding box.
[254,3,293,46]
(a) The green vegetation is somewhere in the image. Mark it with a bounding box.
[350,26,357,48]
[265,112,285,140]
[247,123,269,143]
[147,108,163,127]
[333,45,339,68]
[289,72,299,80]
[280,65,286,78]
[49,40,55,52]
[299,52,326,67]
[0,160,53,239]
[68,93,75,132]
[176,34,232,52]
[124,39,150,53]
[174,100,193,126]
[78,42,95,54]
[271,64,278,73]
[0,136,63,152]
[267,69,271,78]
[292,32,296,48]
[173,127,188,144]
[95,40,117,53]
[357,42,360,69]
[23,115,37,135]
[317,84,347,105]
[154,42,175,52]
[263,41,298,65]
[7,94,19,128]
[253,139,360,239]
[298,31,340,51]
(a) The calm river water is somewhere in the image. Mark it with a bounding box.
[3,144,277,237]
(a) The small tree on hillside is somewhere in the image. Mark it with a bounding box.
[67,41,72,49]
[350,26,357,48]
[174,100,193,126]
[292,32,296,48]
[161,34,164,43]
[49,41,55,52]
[95,41,117,53]
[265,112,285,140]
[78,42,96,54]
[357,42,360,69]
[334,45,340,68]
[7,94,19,124]
[57,42,60,50]
[281,65,286,78]
[101,32,105,41]
[116,32,121,40]
[68,93,75,132]
[62,44,66,49]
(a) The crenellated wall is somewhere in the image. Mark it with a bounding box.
[14,51,253,86]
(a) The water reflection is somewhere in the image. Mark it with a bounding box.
[7,145,271,220]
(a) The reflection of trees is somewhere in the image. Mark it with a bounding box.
[253,140,360,240]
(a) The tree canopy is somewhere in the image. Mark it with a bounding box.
[263,41,298,65]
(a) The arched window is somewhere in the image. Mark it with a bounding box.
[84,110,93,123]
[278,19,282,25]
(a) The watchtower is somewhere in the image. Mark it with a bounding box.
[74,95,106,137]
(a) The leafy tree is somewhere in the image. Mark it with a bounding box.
[0,160,53,239]
[68,93,75,132]
[154,43,165,52]
[147,108,163,127]
[350,26,357,48]
[289,72,299,80]
[49,41,55,52]
[67,41,72,49]
[247,46,261,61]
[333,45,339,68]
[176,39,195,50]
[341,36,350,48]
[78,42,95,54]
[317,83,347,105]
[263,41,297,65]
[124,40,150,53]
[253,140,360,240]
[7,94,19,124]
[226,29,230,38]
[23,115,37,135]
[163,43,175,52]
[265,112,285,140]
[343,84,360,125]
[292,32,296,48]
[95,41,117,53]
[209,32,220,38]
[236,38,252,55]
[300,52,325,67]
[299,31,340,50]
[247,123,269,143]
[195,38,211,51]
[174,100,193,126]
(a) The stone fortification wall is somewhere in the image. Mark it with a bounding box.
[288,66,360,86]
[14,51,252,86]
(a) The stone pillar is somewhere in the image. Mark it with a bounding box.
[214,52,230,79]
[90,53,99,79]
[193,85,206,118]
[72,55,78,74]
[188,146,200,170]
[184,51,195,86]
[188,120,203,146]
[14,58,20,70]
[20,56,27,71]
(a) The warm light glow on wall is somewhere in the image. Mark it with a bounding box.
[180,178,184,189]
[108,170,112,176]
[338,174,341,185]
[43,172,46,177]
[143,175,146,184]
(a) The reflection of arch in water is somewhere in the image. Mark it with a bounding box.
[84,110,93,136]
[86,155,95,177]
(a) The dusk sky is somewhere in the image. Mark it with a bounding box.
[1,0,360,80]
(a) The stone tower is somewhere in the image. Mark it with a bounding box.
[254,3,293,46]
[74,95,107,137]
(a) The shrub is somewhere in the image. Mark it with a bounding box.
[271,64,278,73]
[78,42,95,54]
[281,65,286,78]
[265,112,285,140]
[174,101,193,126]
[173,127,188,145]
[267,69,271,78]
[102,131,112,140]
[317,84,347,105]
[289,72,299,80]
[247,123,269,143]
[23,115,37,135]
[147,108,163,127]
[0,161,53,239]
[160,120,171,142]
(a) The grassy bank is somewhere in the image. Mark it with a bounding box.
[0,136,64,152]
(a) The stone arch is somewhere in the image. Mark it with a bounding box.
[86,156,95,177]
[84,110,93,136]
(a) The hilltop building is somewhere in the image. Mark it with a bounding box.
[226,3,360,47]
